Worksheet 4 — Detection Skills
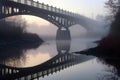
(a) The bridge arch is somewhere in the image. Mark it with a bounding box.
[0,0,102,32]
[0,0,78,29]
[1,13,64,28]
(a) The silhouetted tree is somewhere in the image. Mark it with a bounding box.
[0,16,43,43]
[105,0,120,37]
[0,16,27,40]
[105,0,119,21]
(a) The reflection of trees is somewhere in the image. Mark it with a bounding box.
[0,47,26,67]
[75,47,120,80]
[96,54,120,80]
[0,16,43,67]
[97,58,120,80]
[0,41,42,67]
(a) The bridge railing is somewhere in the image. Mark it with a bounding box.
[9,0,80,18]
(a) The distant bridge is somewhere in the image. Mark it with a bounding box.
[0,0,101,30]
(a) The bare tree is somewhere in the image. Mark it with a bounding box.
[105,0,119,22]
[105,0,120,36]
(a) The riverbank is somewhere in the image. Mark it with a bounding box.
[0,33,43,47]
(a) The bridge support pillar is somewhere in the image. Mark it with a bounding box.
[56,27,71,40]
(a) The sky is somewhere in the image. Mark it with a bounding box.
[33,0,107,18]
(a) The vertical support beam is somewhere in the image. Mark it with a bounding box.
[0,68,1,76]
[8,7,10,14]
[37,1,39,7]
[36,72,39,79]
[65,19,68,27]
[25,76,28,80]
[18,0,21,3]
[51,6,53,11]
[61,18,64,25]
[31,0,34,6]
[12,7,14,14]
[118,0,120,13]
[31,74,34,79]
[0,2,2,18]
[42,3,44,9]
[2,68,4,75]
[4,6,6,14]
[58,17,61,24]
[58,8,60,13]
[55,7,56,12]
[11,69,14,74]
[25,0,27,4]
[46,4,48,10]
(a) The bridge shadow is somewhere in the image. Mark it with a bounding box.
[0,29,94,80]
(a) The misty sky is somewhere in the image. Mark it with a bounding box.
[23,0,109,40]
[33,0,107,18]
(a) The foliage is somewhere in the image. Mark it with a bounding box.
[0,17,27,40]
[105,0,119,22]
[105,0,120,36]
[0,16,43,42]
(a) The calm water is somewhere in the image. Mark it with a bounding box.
[0,38,120,80]
[0,38,97,67]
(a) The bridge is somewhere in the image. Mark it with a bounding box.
[0,1,99,79]
[0,0,101,30]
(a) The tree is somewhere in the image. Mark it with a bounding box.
[105,0,119,21]
[105,0,120,36]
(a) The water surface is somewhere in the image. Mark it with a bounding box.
[0,38,119,80]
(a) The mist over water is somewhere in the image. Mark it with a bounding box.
[1,14,109,41]
[24,15,109,41]
[1,15,119,80]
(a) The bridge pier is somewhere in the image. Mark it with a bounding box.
[56,27,71,40]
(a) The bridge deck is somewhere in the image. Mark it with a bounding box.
[8,0,79,17]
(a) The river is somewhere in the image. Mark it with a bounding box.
[0,38,119,80]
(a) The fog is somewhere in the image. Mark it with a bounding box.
[24,15,109,41]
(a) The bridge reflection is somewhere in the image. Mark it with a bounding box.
[0,54,93,80]
[56,28,71,54]
[0,31,93,80]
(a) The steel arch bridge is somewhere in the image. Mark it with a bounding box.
[0,0,100,30]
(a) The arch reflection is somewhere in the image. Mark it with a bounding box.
[0,28,94,80]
